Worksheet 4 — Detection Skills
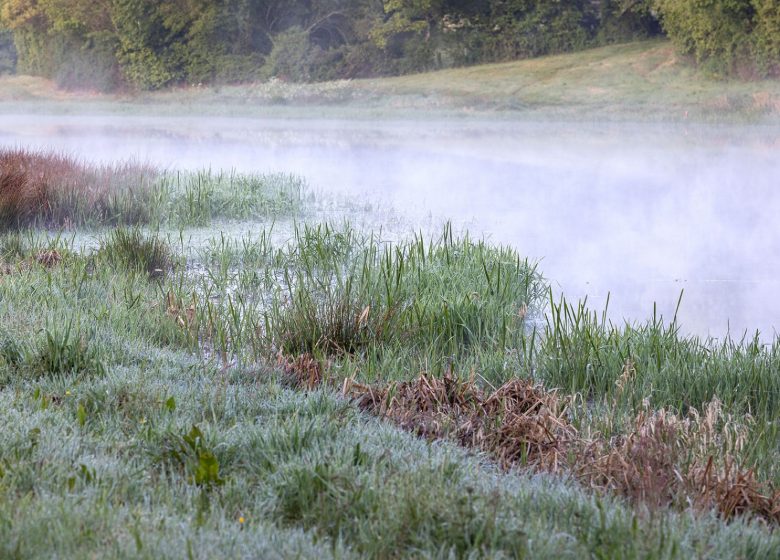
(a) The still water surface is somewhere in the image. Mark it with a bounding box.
[2,114,779,340]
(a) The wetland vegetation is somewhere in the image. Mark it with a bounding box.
[0,0,778,555]
[1,149,780,558]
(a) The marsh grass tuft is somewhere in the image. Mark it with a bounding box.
[0,231,26,261]
[264,223,545,382]
[0,329,26,367]
[536,292,780,424]
[168,171,306,226]
[96,227,174,279]
[0,230,73,273]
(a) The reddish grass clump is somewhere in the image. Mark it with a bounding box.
[0,148,157,229]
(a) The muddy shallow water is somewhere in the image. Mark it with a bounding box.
[2,114,779,340]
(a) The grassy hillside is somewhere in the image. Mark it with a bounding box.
[363,40,780,120]
[1,40,779,122]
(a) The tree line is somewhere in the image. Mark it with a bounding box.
[0,1,776,90]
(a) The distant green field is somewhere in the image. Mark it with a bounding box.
[2,40,779,122]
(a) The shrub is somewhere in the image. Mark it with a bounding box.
[753,0,780,76]
[263,28,315,82]
[53,33,122,93]
[656,0,780,78]
[0,29,16,75]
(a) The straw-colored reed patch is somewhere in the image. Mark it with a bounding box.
[278,353,780,525]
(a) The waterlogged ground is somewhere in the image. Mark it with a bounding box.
[2,114,779,339]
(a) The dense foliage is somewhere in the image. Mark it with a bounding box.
[0,0,662,90]
[0,0,776,89]
[0,28,14,73]
[657,0,780,78]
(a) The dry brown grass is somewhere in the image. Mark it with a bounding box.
[0,248,64,277]
[165,291,196,331]
[278,352,327,390]
[34,249,63,268]
[270,354,780,525]
[0,148,157,228]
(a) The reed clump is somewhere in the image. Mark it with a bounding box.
[0,149,306,230]
[0,148,159,229]
[537,293,780,428]
[264,223,545,381]
[96,227,174,279]
[0,231,71,275]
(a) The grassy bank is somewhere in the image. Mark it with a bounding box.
[1,152,780,557]
[1,40,779,122]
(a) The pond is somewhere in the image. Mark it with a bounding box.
[2,114,779,340]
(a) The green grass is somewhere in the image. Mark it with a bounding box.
[159,222,544,384]
[2,40,779,122]
[0,148,306,230]
[96,228,175,279]
[360,40,780,121]
[166,219,780,486]
[532,293,780,484]
[0,245,779,557]
[265,222,545,384]
[537,294,780,419]
[1,163,780,556]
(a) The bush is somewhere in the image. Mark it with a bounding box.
[53,33,122,92]
[656,0,780,78]
[263,28,315,82]
[656,0,754,76]
[465,1,595,61]
[597,0,663,44]
[753,0,780,76]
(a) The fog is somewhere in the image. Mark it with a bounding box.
[2,114,779,340]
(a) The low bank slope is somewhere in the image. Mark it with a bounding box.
[0,40,779,122]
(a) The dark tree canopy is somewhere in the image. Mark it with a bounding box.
[0,0,773,90]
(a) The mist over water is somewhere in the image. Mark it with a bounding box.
[2,114,779,340]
